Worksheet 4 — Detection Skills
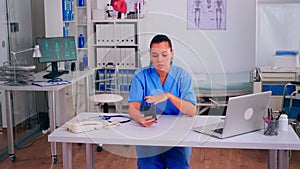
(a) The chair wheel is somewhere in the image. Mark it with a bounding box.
[96,146,103,152]
[52,155,58,164]
[10,154,16,162]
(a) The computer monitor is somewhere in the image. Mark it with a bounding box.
[36,36,77,79]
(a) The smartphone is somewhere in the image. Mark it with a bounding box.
[143,105,157,120]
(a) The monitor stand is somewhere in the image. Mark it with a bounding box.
[43,62,68,79]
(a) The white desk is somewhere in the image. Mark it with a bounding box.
[0,70,94,162]
[48,112,300,169]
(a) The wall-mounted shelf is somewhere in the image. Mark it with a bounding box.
[91,20,139,69]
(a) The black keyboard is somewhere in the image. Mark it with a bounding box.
[213,128,224,134]
[43,71,66,79]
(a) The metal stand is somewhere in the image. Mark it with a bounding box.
[282,82,300,117]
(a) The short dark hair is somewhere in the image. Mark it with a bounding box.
[150,34,173,51]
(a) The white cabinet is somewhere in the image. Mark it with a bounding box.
[87,0,142,113]
[92,20,139,68]
[92,20,139,112]
[44,0,64,37]
[86,0,143,68]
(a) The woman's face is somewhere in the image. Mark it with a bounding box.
[150,42,174,73]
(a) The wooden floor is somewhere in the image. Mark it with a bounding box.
[0,134,299,169]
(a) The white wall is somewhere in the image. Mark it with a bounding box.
[138,0,256,74]
[256,2,300,67]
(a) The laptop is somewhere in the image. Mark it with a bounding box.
[193,91,271,139]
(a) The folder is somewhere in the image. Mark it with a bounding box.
[126,48,135,68]
[97,48,110,67]
[125,23,135,45]
[105,47,115,64]
[114,23,122,45]
[95,24,103,45]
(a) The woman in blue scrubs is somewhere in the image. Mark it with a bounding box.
[128,34,197,169]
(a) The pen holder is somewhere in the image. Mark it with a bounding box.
[264,120,279,136]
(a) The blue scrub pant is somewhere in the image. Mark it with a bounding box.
[136,146,192,169]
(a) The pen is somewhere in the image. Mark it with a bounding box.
[267,108,273,120]
[270,108,273,120]
[262,116,270,126]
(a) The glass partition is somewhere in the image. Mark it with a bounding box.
[0,0,45,161]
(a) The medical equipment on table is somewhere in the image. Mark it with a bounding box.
[65,120,121,133]
[282,82,300,119]
[65,114,131,133]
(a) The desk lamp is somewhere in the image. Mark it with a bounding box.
[7,45,41,86]
[11,45,41,62]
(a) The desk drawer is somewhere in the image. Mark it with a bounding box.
[261,72,296,82]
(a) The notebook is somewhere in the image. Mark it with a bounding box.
[193,91,272,139]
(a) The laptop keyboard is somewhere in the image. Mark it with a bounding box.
[213,128,224,134]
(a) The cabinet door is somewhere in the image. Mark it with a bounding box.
[44,0,64,37]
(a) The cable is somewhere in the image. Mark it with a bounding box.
[50,158,54,169]
[44,63,52,71]
[14,133,44,150]
[101,114,131,124]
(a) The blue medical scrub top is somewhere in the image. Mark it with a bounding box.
[128,64,196,115]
